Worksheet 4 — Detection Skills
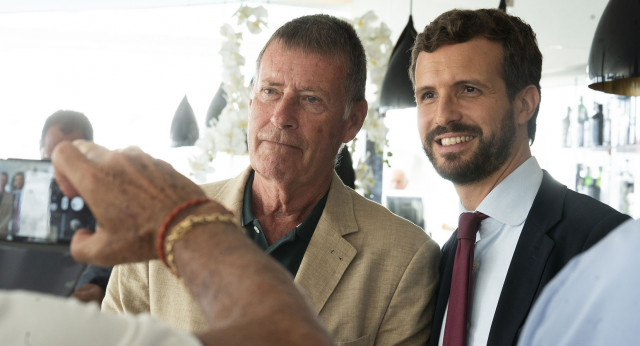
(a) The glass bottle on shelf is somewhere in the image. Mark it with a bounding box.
[576,96,588,147]
[575,163,583,192]
[584,167,595,198]
[592,103,604,147]
[562,106,571,147]
[616,96,631,146]
[628,97,636,145]
[619,160,635,215]
[593,166,602,201]
[603,103,611,147]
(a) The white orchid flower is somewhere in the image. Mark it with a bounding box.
[234,5,267,34]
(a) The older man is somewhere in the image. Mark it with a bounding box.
[409,9,629,346]
[104,14,439,345]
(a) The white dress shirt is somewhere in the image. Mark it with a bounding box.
[439,157,543,346]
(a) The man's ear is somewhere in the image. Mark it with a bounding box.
[342,100,368,143]
[514,85,540,125]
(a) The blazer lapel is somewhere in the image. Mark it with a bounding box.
[204,170,358,313]
[487,171,563,345]
[294,174,358,313]
[200,167,251,223]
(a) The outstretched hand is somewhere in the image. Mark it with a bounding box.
[51,141,207,266]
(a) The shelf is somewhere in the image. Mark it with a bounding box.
[562,143,640,154]
[612,144,640,153]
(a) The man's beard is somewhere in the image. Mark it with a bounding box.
[422,108,516,185]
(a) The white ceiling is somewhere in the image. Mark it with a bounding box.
[0,0,609,78]
[352,0,609,78]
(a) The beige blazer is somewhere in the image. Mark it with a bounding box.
[103,168,440,346]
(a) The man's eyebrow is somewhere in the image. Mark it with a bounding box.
[414,85,435,95]
[256,81,330,98]
[414,79,490,94]
[299,86,325,93]
[259,80,283,88]
[453,79,489,88]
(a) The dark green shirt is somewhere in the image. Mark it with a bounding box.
[242,170,328,276]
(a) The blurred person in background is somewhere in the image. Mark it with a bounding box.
[40,109,110,304]
[0,172,13,239]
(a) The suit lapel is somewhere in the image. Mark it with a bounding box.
[294,174,358,313]
[429,234,457,346]
[487,171,563,345]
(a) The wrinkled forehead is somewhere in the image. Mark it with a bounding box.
[259,40,347,74]
[257,42,347,89]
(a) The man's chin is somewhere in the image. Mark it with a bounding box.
[429,155,480,185]
[425,150,462,170]
[254,162,294,182]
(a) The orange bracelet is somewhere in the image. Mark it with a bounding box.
[157,197,211,269]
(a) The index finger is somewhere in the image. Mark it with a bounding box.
[50,141,104,201]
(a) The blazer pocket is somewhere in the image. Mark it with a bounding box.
[336,334,371,346]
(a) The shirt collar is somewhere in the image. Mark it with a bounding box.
[242,170,256,227]
[241,170,328,242]
[460,156,543,226]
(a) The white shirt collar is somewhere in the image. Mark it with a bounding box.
[459,156,543,226]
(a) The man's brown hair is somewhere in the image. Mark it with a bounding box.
[410,9,542,143]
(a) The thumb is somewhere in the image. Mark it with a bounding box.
[69,228,99,264]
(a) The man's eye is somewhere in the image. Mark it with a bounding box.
[263,88,274,94]
[422,92,435,100]
[464,86,477,93]
[306,96,319,103]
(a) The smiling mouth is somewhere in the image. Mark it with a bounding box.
[439,136,474,146]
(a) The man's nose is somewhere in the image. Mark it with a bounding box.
[271,94,299,129]
[434,94,463,127]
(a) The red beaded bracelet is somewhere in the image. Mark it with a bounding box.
[156,197,211,269]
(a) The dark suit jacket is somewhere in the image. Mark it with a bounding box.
[429,170,630,346]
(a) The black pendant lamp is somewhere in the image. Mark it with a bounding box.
[379,8,417,111]
[588,0,640,96]
[499,0,507,12]
[205,83,227,127]
[170,95,199,147]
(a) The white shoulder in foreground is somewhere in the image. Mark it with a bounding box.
[0,290,201,346]
[518,218,640,346]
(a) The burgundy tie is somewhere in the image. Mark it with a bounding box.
[443,211,487,346]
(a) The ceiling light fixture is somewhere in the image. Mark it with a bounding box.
[587,0,640,96]
[379,0,417,111]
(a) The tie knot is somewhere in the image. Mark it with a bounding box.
[457,212,487,240]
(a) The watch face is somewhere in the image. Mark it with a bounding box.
[70,196,84,211]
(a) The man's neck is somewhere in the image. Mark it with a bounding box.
[251,171,332,244]
[456,149,531,211]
